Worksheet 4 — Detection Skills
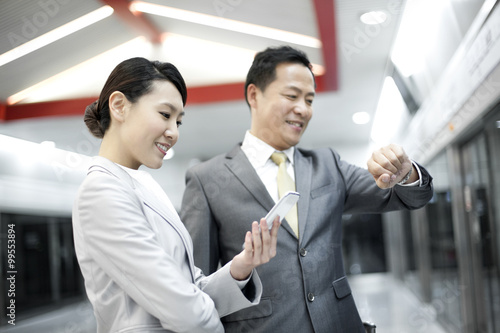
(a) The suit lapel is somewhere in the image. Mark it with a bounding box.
[225,144,304,239]
[135,182,196,281]
[225,145,276,215]
[294,149,312,243]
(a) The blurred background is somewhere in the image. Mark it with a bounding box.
[0,0,499,332]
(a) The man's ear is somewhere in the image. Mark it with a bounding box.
[246,84,259,110]
[109,91,128,122]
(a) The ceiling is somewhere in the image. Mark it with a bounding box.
[0,0,404,163]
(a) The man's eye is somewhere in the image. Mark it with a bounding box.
[306,99,314,105]
[176,121,183,127]
[287,95,297,99]
[160,112,170,119]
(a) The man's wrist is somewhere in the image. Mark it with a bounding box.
[397,167,412,185]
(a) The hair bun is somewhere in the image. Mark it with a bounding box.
[84,100,104,138]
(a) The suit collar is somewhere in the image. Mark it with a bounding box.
[89,156,136,189]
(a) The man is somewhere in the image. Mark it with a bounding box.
[180,46,433,333]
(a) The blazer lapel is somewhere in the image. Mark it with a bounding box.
[135,183,196,281]
[225,144,300,239]
[225,144,276,214]
[294,149,312,243]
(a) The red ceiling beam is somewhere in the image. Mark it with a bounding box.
[312,0,338,91]
[100,0,162,44]
[188,82,245,105]
[0,76,335,121]
[1,98,97,122]
[0,83,246,122]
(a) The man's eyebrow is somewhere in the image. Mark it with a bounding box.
[284,85,315,96]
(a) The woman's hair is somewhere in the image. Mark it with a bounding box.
[84,57,187,138]
[244,46,315,106]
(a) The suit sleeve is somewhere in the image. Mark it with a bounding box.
[180,167,221,274]
[193,262,262,317]
[330,149,434,213]
[75,173,223,333]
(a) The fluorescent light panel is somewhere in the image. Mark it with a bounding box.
[7,37,150,105]
[0,6,114,68]
[360,11,387,25]
[130,1,321,48]
[370,76,407,144]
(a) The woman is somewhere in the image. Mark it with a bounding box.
[72,57,280,333]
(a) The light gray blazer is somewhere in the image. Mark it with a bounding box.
[181,145,433,333]
[72,156,262,333]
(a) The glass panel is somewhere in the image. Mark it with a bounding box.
[461,129,500,333]
[425,152,463,331]
[484,115,500,333]
[343,214,386,275]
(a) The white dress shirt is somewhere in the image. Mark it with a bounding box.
[241,131,295,203]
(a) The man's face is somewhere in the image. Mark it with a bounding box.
[249,63,315,151]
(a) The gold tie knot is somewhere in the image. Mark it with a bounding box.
[270,152,287,166]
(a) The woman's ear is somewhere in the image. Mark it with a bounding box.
[109,91,128,123]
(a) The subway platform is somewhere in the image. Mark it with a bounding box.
[3,273,447,333]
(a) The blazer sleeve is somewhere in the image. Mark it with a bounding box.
[180,166,221,274]
[193,262,262,318]
[75,172,224,333]
[329,149,434,213]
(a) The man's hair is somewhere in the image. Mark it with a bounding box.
[244,46,315,105]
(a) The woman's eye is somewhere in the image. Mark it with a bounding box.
[160,112,170,119]
[176,121,183,127]
[306,99,313,105]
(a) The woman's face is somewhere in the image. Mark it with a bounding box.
[119,80,184,169]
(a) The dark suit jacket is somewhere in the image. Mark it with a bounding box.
[180,145,433,333]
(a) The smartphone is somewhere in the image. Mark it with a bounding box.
[242,191,300,249]
[264,191,300,229]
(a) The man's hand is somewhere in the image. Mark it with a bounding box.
[230,217,280,281]
[367,144,417,189]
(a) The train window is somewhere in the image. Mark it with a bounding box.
[0,213,85,326]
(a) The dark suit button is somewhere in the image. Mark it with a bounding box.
[300,248,307,257]
[307,293,315,302]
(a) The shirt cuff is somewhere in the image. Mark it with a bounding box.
[234,270,253,289]
[398,160,422,187]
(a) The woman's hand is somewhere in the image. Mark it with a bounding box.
[230,217,280,281]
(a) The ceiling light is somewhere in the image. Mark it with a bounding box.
[7,36,150,105]
[352,112,370,125]
[370,76,407,144]
[0,6,113,68]
[130,1,321,48]
[360,11,387,25]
